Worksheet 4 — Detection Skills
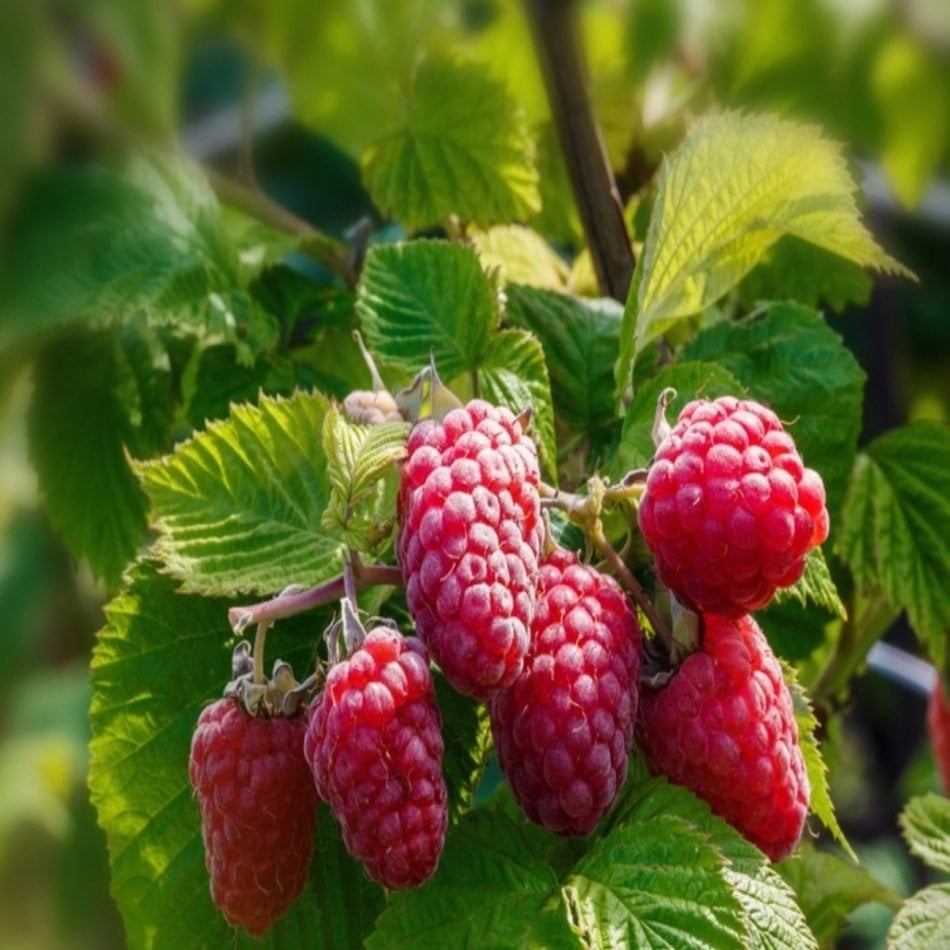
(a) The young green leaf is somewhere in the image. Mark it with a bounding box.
[615,111,909,394]
[28,331,149,587]
[88,562,383,949]
[505,285,623,436]
[771,548,847,620]
[838,422,950,667]
[887,883,950,950]
[785,672,854,859]
[470,226,569,291]
[138,390,341,596]
[775,843,900,946]
[900,794,950,874]
[362,58,540,232]
[684,302,866,519]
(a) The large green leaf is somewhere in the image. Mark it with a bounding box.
[838,422,950,666]
[88,562,383,949]
[28,331,149,587]
[775,843,899,946]
[362,57,540,232]
[888,884,950,950]
[138,390,341,596]
[683,302,866,520]
[616,111,908,394]
[900,794,950,874]
[505,285,623,436]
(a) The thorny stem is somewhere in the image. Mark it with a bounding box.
[228,563,403,632]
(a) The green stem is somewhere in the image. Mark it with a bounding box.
[252,621,269,685]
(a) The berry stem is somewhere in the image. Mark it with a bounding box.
[228,564,403,632]
[252,621,270,685]
[589,522,672,645]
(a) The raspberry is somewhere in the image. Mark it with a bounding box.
[638,395,829,617]
[397,399,544,700]
[491,550,642,835]
[304,627,448,889]
[189,699,318,935]
[636,614,809,861]
[927,680,950,794]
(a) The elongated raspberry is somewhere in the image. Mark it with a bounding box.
[189,699,318,935]
[398,399,544,700]
[304,627,447,889]
[637,614,809,861]
[928,680,950,794]
[638,396,829,617]
[491,550,642,835]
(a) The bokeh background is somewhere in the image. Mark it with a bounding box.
[0,1,948,946]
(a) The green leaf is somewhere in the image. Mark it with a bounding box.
[771,548,846,620]
[138,390,341,596]
[900,794,950,874]
[786,673,853,859]
[371,783,748,949]
[616,111,909,394]
[887,883,950,950]
[683,302,866,520]
[471,226,568,291]
[775,843,900,946]
[362,57,540,232]
[89,562,384,949]
[615,361,743,473]
[477,329,557,480]
[28,331,148,587]
[357,241,499,382]
[736,237,872,314]
[320,407,408,553]
[838,422,950,667]
[505,286,623,435]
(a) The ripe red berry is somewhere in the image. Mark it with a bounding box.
[491,550,642,835]
[398,399,544,700]
[927,680,950,794]
[637,614,809,861]
[638,396,829,617]
[189,699,318,935]
[304,627,448,889]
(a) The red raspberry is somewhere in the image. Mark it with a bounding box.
[189,699,318,935]
[491,550,642,835]
[638,396,829,617]
[397,399,544,700]
[636,614,809,861]
[304,627,448,889]
[927,680,950,794]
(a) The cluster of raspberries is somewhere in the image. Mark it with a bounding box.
[189,395,827,935]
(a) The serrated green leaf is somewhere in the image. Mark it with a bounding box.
[737,237,872,314]
[772,548,846,620]
[28,331,149,587]
[786,672,853,859]
[615,361,743,473]
[471,226,568,291]
[887,883,950,950]
[616,111,909,394]
[683,302,866,520]
[838,422,950,667]
[776,843,900,946]
[900,794,950,874]
[357,241,499,382]
[362,57,540,232]
[609,756,817,950]
[505,285,623,435]
[88,562,384,949]
[477,329,556,480]
[138,390,341,596]
[320,407,408,553]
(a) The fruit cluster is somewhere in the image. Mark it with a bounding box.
[189,392,827,935]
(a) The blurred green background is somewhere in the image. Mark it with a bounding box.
[0,1,948,946]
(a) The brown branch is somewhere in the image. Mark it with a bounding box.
[526,0,634,302]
